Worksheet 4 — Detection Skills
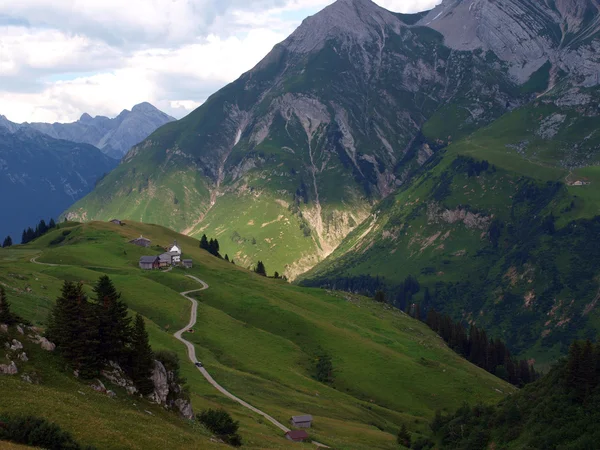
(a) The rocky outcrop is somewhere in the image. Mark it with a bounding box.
[149,360,194,420]
[0,361,18,375]
[150,360,169,404]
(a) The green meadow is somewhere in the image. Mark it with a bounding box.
[0,221,511,449]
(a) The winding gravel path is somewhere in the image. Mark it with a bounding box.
[30,256,328,445]
[174,275,291,434]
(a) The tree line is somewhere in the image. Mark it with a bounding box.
[20,218,58,245]
[430,338,600,449]
[424,308,537,387]
[372,276,536,387]
[46,276,155,393]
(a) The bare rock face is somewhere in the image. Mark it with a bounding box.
[10,339,23,351]
[18,352,28,362]
[0,324,7,333]
[0,361,18,375]
[150,360,169,404]
[282,0,402,55]
[90,379,107,393]
[39,337,56,352]
[419,0,600,84]
[175,398,194,420]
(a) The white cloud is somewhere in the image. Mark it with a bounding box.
[0,0,441,123]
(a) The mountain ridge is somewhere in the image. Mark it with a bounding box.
[4,102,175,160]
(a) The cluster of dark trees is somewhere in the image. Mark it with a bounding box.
[254,261,266,276]
[199,234,221,257]
[432,339,600,449]
[0,415,96,450]
[2,236,12,248]
[197,409,242,447]
[315,354,334,383]
[424,308,537,387]
[46,276,155,393]
[21,218,57,244]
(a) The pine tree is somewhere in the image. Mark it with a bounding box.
[273,271,280,279]
[0,286,16,325]
[254,261,266,276]
[397,424,411,448]
[46,281,101,378]
[129,314,155,395]
[224,254,229,262]
[199,234,209,250]
[2,236,12,248]
[21,229,27,245]
[374,290,386,303]
[92,275,131,364]
[48,218,56,229]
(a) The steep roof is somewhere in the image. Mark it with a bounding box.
[286,430,309,440]
[139,256,158,263]
[291,415,313,422]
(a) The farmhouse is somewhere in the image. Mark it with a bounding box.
[183,259,193,268]
[290,415,312,428]
[139,256,159,270]
[130,235,151,248]
[285,430,309,442]
[159,253,173,267]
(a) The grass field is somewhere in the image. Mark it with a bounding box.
[0,221,511,449]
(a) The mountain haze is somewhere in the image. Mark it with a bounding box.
[67,0,555,277]
[0,126,117,242]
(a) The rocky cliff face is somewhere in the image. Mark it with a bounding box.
[419,0,600,84]
[67,0,599,278]
[24,102,175,159]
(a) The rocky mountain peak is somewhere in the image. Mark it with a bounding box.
[79,112,93,122]
[281,0,402,54]
[131,102,161,114]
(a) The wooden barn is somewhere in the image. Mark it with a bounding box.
[139,256,159,270]
[129,235,151,248]
[290,415,312,428]
[285,430,308,442]
[183,259,193,268]
[159,253,173,267]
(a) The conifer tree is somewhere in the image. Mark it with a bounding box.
[2,236,12,248]
[254,261,266,276]
[374,290,386,303]
[0,286,16,325]
[48,218,56,229]
[46,281,101,378]
[224,254,229,262]
[397,424,411,448]
[129,314,155,395]
[199,234,209,250]
[92,275,131,363]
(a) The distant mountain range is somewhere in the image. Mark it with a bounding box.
[0,102,174,241]
[0,126,117,242]
[2,102,175,160]
[66,0,600,362]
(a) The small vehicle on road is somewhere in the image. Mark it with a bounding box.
[195,362,203,368]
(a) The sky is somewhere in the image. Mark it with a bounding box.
[0,0,441,124]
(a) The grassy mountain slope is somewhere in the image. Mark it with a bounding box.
[0,221,511,449]
[301,84,600,367]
